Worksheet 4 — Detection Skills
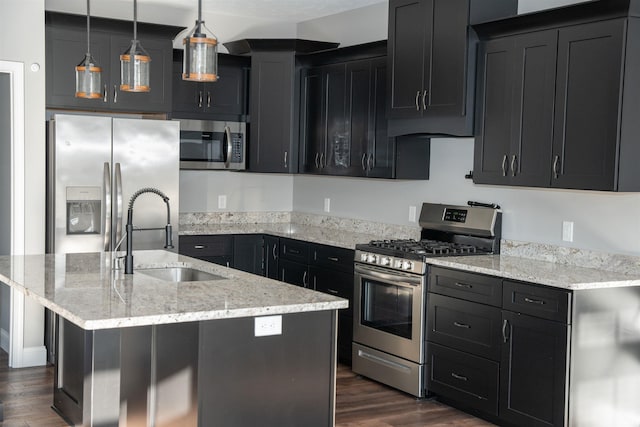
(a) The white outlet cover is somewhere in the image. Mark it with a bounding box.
[324,198,331,213]
[255,315,282,337]
[409,205,417,222]
[218,195,227,209]
[562,221,574,242]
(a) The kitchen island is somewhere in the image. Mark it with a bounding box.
[0,250,347,427]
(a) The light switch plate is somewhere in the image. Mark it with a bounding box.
[255,315,282,337]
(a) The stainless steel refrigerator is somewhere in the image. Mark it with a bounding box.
[46,113,180,254]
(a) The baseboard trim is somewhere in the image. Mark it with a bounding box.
[16,345,47,368]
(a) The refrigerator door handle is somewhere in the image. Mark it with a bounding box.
[103,162,112,251]
[223,126,232,168]
[115,163,123,248]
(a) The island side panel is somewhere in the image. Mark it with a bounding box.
[198,310,338,427]
[571,286,640,426]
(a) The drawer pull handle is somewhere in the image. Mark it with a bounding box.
[524,297,546,305]
[193,245,207,249]
[451,372,468,382]
[502,319,510,343]
[327,289,338,295]
[327,256,339,262]
[454,282,473,289]
[453,321,470,329]
[288,248,300,255]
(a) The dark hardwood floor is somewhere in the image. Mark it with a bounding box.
[0,353,494,426]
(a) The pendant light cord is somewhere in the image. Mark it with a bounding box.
[133,0,138,41]
[86,0,91,55]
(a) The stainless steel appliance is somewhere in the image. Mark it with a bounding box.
[352,202,502,398]
[47,113,180,254]
[177,119,246,170]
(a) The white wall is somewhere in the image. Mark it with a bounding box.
[0,74,10,257]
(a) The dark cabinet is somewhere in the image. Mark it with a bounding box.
[249,51,298,173]
[264,235,280,280]
[172,52,249,120]
[45,12,181,113]
[232,234,264,275]
[474,30,557,187]
[179,235,233,267]
[386,0,517,136]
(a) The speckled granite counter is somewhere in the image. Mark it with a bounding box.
[0,250,347,330]
[180,222,388,249]
[426,254,640,290]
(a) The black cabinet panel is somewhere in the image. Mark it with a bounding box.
[279,259,310,288]
[264,235,280,280]
[300,67,325,174]
[503,281,571,323]
[500,311,569,427]
[233,234,264,275]
[311,244,354,273]
[179,235,233,267]
[280,238,310,264]
[429,266,502,306]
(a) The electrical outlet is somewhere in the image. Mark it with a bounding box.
[324,198,331,213]
[218,195,227,209]
[254,315,282,337]
[562,221,574,242]
[409,205,417,222]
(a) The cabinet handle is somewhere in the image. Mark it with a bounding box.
[422,90,428,110]
[511,154,517,177]
[451,372,468,382]
[272,244,278,260]
[362,153,367,171]
[415,91,421,111]
[524,297,546,305]
[553,155,560,179]
[288,248,300,255]
[198,91,203,108]
[454,282,473,289]
[303,271,308,288]
[502,319,510,343]
[453,321,470,329]
[315,152,320,169]
[501,154,508,177]
[193,245,207,249]
[284,151,288,169]
[327,289,339,295]
[207,91,211,108]
[320,152,325,169]
[113,85,118,103]
[368,153,374,171]
[103,84,108,103]
[327,256,339,262]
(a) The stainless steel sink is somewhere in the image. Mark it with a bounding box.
[137,267,225,282]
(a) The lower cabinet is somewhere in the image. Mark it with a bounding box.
[427,266,570,426]
[179,235,233,267]
[232,234,264,275]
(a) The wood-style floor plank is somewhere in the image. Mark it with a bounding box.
[0,352,494,426]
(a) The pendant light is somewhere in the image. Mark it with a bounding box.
[120,0,151,92]
[75,0,102,98]
[182,0,218,82]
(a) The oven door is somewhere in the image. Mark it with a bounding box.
[353,263,426,364]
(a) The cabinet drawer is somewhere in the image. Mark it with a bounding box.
[280,238,310,264]
[427,343,499,416]
[311,244,354,273]
[429,267,502,307]
[312,267,353,315]
[427,294,502,361]
[179,235,233,257]
[503,281,571,323]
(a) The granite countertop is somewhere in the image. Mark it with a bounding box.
[180,222,384,249]
[426,254,640,290]
[0,250,348,330]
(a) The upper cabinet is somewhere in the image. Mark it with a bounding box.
[45,12,183,113]
[386,0,517,137]
[172,51,250,121]
[474,1,640,191]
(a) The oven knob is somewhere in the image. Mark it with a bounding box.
[366,254,377,263]
[380,257,390,266]
[394,260,403,269]
[402,261,413,270]
[360,253,368,262]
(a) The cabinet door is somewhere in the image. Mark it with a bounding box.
[179,235,233,267]
[346,60,372,177]
[387,0,431,119]
[510,30,558,187]
[427,0,468,116]
[249,51,297,173]
[323,64,348,173]
[205,63,246,117]
[279,259,310,288]
[46,26,112,110]
[232,234,264,275]
[368,58,394,178]
[500,311,569,427]
[300,67,326,174]
[109,35,173,113]
[473,37,515,185]
[552,20,624,191]
[172,60,202,114]
[264,236,280,280]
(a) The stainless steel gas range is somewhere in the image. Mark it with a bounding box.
[352,202,502,398]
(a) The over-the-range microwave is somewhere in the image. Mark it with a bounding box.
[176,119,247,170]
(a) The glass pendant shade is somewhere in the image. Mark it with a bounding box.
[120,39,151,92]
[75,53,102,98]
[183,22,218,82]
[75,0,102,99]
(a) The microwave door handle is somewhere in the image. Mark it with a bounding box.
[224,126,232,168]
[103,162,112,251]
[115,163,123,247]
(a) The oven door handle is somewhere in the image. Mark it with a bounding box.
[355,264,423,287]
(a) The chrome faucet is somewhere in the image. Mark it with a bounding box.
[124,187,174,274]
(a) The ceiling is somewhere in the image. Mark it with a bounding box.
[147,0,386,22]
